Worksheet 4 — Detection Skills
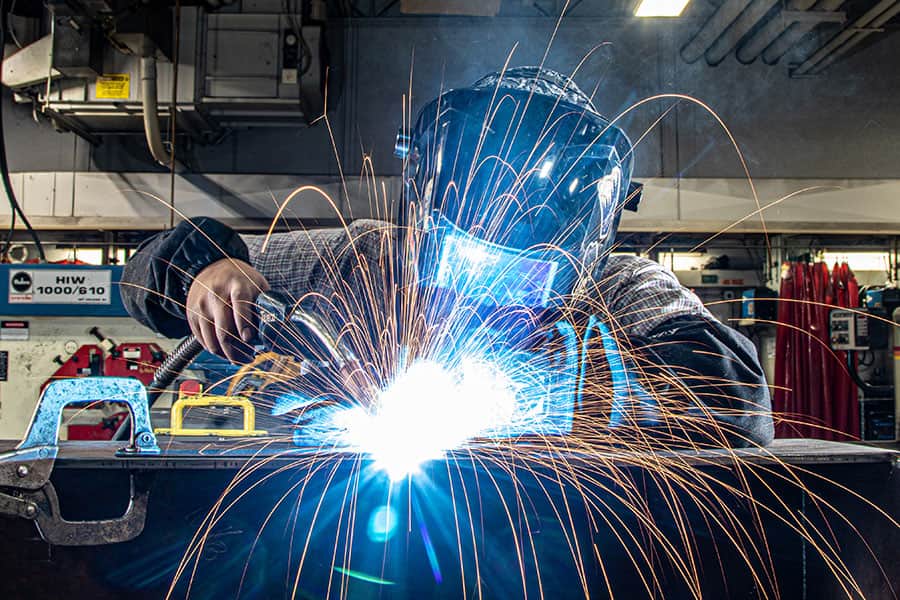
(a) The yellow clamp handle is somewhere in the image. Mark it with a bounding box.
[155,396,267,437]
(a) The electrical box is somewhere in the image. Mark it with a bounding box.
[0,265,178,441]
[829,309,869,351]
[740,287,778,323]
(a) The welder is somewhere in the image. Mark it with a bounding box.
[121,67,774,448]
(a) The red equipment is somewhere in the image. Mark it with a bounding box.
[39,331,167,441]
[774,261,859,440]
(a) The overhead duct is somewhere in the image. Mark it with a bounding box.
[735,0,817,63]
[681,0,893,70]
[793,0,900,75]
[681,0,755,63]
[705,0,782,65]
[758,0,846,65]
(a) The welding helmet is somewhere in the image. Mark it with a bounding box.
[400,67,639,338]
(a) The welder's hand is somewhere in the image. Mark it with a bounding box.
[186,258,270,362]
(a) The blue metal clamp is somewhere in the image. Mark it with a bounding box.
[0,377,158,546]
[20,377,160,457]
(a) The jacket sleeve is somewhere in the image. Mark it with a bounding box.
[589,256,774,448]
[120,218,250,338]
[630,316,775,448]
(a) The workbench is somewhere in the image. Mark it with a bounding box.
[0,436,896,599]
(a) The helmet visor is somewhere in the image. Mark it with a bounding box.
[410,90,633,306]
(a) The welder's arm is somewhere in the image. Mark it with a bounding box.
[121,217,392,358]
[121,218,253,340]
[591,256,773,448]
[241,219,394,300]
[632,316,774,448]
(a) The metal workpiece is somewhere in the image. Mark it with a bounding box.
[0,438,896,598]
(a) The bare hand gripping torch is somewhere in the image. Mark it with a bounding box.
[114,291,353,440]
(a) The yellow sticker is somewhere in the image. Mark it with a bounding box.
[95,74,130,99]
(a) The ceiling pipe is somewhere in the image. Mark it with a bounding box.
[680,0,755,63]
[736,0,817,63]
[805,0,900,73]
[705,0,782,65]
[761,0,847,64]
[793,0,900,75]
[140,52,174,167]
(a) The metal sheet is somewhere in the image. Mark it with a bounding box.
[3,438,885,470]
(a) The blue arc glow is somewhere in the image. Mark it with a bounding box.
[432,225,559,309]
[335,358,521,480]
[324,320,581,480]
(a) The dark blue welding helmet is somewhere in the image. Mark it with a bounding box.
[400,67,638,335]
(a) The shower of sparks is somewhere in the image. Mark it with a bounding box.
[111,16,900,600]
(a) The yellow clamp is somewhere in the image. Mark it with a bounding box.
[155,396,267,437]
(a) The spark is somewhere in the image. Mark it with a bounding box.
[135,37,899,599]
[334,357,521,480]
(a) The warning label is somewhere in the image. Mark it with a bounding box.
[0,320,29,341]
[96,74,130,99]
[8,269,112,305]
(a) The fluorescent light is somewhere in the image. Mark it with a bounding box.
[634,0,690,17]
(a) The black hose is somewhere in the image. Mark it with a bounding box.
[845,351,893,397]
[0,2,47,262]
[146,334,204,406]
[113,335,204,441]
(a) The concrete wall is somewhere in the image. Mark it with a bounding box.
[4,15,900,181]
[5,171,900,233]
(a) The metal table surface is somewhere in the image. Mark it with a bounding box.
[3,436,895,467]
[0,437,896,599]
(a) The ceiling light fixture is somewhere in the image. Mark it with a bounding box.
[634,0,691,17]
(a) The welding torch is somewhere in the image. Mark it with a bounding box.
[113,291,353,440]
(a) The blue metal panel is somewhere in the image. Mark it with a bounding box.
[0,264,129,317]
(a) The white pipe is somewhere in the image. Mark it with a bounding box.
[140,55,172,167]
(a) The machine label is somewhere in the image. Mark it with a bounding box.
[8,270,112,305]
[0,320,29,341]
[0,351,7,381]
[96,74,130,99]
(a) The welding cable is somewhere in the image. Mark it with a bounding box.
[0,2,46,262]
[112,334,203,441]
[147,334,204,406]
[844,351,893,396]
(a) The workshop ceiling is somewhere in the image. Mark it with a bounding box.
[345,0,900,75]
[680,0,900,74]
